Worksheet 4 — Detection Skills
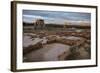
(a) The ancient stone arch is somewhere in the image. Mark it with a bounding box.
[34,19,45,30]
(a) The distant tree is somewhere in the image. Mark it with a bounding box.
[63,22,68,29]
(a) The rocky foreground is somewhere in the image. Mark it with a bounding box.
[23,30,91,62]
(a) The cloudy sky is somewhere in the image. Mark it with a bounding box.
[23,10,91,24]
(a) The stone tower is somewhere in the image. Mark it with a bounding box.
[34,19,45,30]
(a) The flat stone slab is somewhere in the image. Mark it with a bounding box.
[24,43,70,62]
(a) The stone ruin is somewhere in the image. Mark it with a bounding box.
[34,19,45,30]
